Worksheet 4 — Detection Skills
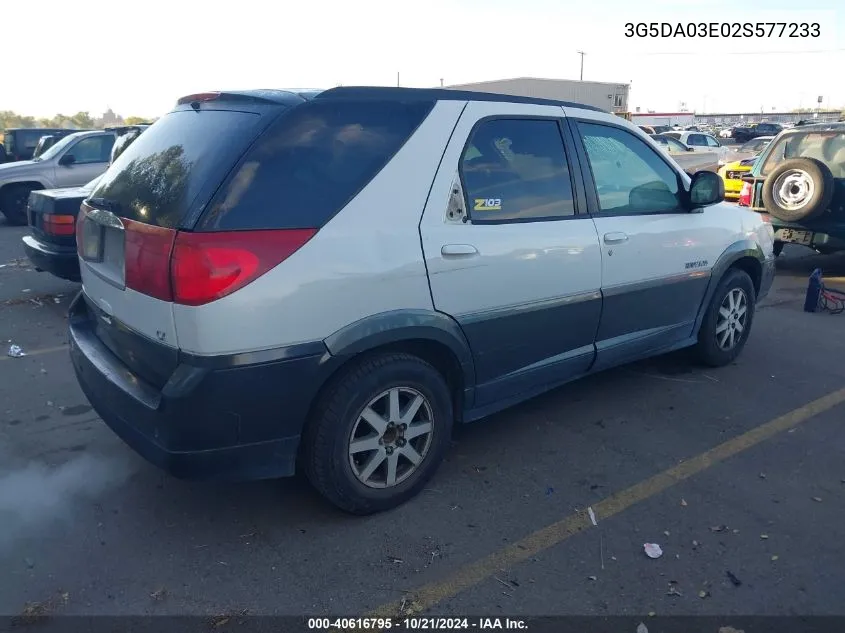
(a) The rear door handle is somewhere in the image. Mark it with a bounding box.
[603,232,629,245]
[441,244,479,257]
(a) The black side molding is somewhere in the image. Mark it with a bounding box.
[323,309,476,387]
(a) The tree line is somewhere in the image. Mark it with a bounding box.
[1,110,151,132]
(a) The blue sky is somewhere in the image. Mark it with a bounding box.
[6,0,843,118]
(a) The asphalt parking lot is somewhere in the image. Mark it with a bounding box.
[1,214,844,620]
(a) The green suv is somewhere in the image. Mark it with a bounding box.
[739,122,845,256]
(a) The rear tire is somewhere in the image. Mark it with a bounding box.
[0,184,35,225]
[303,353,453,515]
[762,158,834,223]
[693,269,756,367]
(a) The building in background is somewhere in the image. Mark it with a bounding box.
[445,77,630,113]
[631,112,695,128]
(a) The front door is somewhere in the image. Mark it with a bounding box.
[54,134,114,188]
[569,117,722,370]
[420,101,603,408]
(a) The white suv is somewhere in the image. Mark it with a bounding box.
[69,87,776,514]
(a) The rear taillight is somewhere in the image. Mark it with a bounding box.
[44,213,75,236]
[170,229,316,306]
[124,220,177,302]
[738,182,752,207]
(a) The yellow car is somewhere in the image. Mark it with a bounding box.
[719,157,758,199]
[718,136,775,199]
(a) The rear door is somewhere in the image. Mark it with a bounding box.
[420,101,602,408]
[53,134,115,187]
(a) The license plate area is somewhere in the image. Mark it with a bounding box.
[775,228,814,246]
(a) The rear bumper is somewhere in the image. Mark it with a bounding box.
[68,292,329,481]
[22,235,80,281]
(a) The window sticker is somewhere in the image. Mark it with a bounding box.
[474,198,502,211]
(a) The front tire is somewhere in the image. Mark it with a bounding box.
[303,353,453,515]
[0,184,35,225]
[694,269,756,367]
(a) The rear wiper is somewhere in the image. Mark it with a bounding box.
[86,197,123,213]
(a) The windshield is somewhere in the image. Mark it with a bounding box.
[761,131,845,178]
[35,133,82,161]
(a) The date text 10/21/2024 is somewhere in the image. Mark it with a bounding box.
[307,617,529,630]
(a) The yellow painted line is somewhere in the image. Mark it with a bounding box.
[368,386,845,618]
[0,344,68,362]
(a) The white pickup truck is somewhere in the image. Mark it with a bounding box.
[651,134,720,174]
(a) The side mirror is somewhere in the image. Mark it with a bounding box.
[687,146,695,152]
[59,154,76,166]
[688,171,724,209]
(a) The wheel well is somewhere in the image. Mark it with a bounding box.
[311,338,466,425]
[0,181,44,198]
[729,256,762,296]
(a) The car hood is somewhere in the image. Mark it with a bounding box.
[0,160,40,177]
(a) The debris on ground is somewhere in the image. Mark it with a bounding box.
[637,623,649,633]
[812,496,823,502]
[710,525,729,533]
[588,507,597,526]
[398,598,423,617]
[726,571,742,587]
[759,473,767,479]
[771,555,779,561]
[667,584,683,597]
[699,589,711,599]
[7,344,26,358]
[387,556,404,564]
[719,627,746,633]
[545,486,555,495]
[587,575,597,581]
[150,587,167,601]
[664,530,670,536]
[643,543,663,559]
[681,499,688,507]
[210,609,249,629]
[692,540,700,549]
[16,591,70,623]
[760,534,769,540]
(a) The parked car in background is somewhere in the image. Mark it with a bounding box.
[22,125,148,280]
[662,131,732,165]
[638,125,656,135]
[732,122,783,144]
[719,156,760,200]
[740,122,845,256]
[0,130,115,224]
[652,134,721,173]
[730,136,775,162]
[2,128,80,162]
[652,125,672,134]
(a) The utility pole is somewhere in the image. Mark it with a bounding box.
[397,72,400,87]
[440,78,444,87]
[577,51,586,80]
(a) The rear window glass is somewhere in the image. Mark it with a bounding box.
[90,110,263,228]
[197,99,434,231]
[761,132,845,178]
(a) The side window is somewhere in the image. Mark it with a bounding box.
[578,121,682,216]
[68,135,114,164]
[460,118,575,223]
[705,135,720,148]
[687,134,706,147]
[666,137,687,153]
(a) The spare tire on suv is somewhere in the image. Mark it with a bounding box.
[762,157,834,222]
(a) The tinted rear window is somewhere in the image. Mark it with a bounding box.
[197,99,434,231]
[90,110,264,228]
